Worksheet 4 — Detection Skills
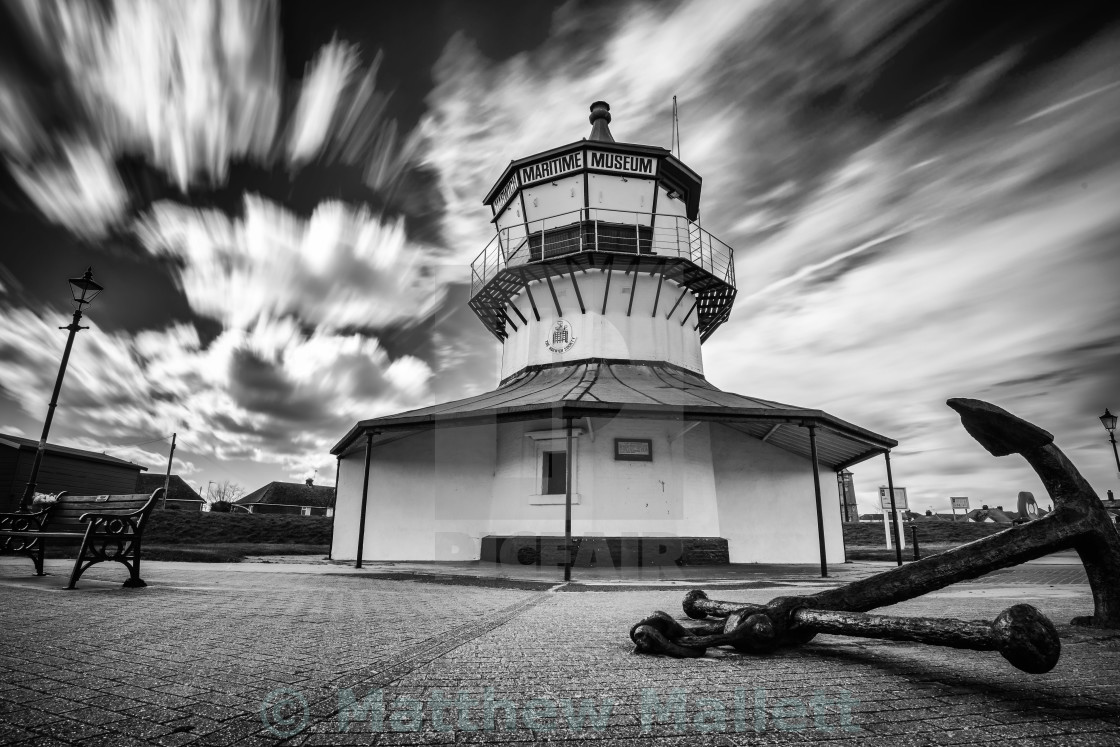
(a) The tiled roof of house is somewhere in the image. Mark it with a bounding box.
[136,474,203,503]
[236,481,336,509]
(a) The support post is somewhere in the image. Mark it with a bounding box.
[355,432,374,569]
[329,456,340,560]
[161,433,176,510]
[807,424,828,578]
[885,450,903,566]
[565,416,574,582]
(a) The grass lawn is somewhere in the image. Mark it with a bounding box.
[23,511,336,565]
[845,543,963,561]
[145,510,332,544]
[143,543,330,562]
[843,520,1010,561]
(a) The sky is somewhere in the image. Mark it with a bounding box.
[0,0,1118,515]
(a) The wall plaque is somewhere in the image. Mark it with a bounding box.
[615,438,652,461]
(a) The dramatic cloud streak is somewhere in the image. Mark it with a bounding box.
[6,0,282,192]
[0,305,433,481]
[134,196,444,330]
[2,0,1117,508]
[0,0,444,488]
[417,0,1120,511]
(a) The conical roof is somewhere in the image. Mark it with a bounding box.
[588,101,615,142]
[332,360,895,469]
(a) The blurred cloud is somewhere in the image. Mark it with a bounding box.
[0,0,444,486]
[9,138,129,237]
[134,195,445,331]
[2,0,1118,505]
[418,0,1120,510]
[0,304,432,480]
[287,40,360,165]
[6,0,282,191]
[1,0,423,237]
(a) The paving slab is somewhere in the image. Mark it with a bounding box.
[1,556,1118,745]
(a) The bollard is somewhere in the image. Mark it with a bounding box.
[911,524,920,561]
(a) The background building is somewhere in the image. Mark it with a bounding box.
[0,433,146,512]
[236,479,336,516]
[136,473,204,511]
[838,469,860,522]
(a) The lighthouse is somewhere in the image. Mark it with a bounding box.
[331,102,896,570]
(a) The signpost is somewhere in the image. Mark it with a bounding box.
[950,496,969,522]
[879,486,908,549]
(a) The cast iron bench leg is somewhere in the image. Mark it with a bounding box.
[33,540,45,576]
[122,541,146,588]
[66,524,96,590]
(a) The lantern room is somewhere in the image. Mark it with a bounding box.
[469,102,736,380]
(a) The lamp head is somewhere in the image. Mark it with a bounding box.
[1101,408,1117,433]
[68,267,104,308]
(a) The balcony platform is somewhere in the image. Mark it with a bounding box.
[469,214,737,342]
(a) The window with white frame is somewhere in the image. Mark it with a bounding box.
[525,428,583,504]
[542,450,567,494]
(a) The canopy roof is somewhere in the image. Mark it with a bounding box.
[332,360,895,470]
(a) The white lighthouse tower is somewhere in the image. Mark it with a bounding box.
[331,102,895,571]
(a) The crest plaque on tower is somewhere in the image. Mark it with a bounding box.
[545,319,576,353]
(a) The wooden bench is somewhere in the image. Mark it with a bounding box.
[0,489,162,589]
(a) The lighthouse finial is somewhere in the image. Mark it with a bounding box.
[588,101,615,143]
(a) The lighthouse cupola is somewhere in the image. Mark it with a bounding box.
[471,102,736,381]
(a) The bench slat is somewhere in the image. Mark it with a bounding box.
[48,508,147,520]
[62,493,152,503]
[52,500,150,511]
[37,494,157,534]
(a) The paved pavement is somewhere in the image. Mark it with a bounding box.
[1,556,1119,746]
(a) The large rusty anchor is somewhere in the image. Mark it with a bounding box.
[629,398,1120,673]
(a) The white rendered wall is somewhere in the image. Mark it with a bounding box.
[329,447,370,560]
[332,417,843,565]
[710,423,845,564]
[523,175,584,227]
[331,425,498,562]
[332,416,724,561]
[500,273,703,379]
[487,417,722,539]
[587,173,655,225]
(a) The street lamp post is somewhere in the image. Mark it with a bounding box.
[19,268,104,510]
[1100,408,1119,477]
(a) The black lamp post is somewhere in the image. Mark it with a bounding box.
[1101,408,1119,477]
[19,268,104,510]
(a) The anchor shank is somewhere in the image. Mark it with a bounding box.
[809,515,1083,613]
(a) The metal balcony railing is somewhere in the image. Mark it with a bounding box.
[470,208,735,298]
